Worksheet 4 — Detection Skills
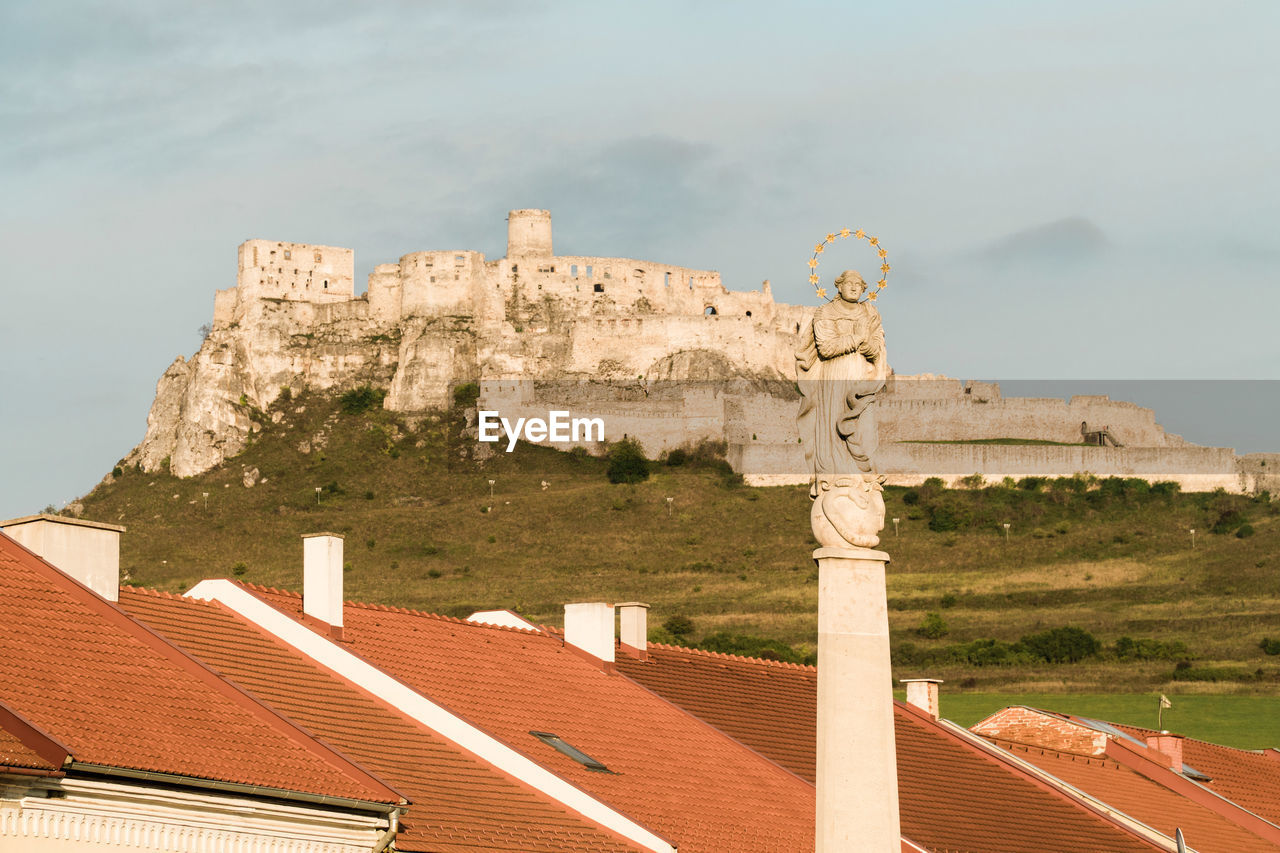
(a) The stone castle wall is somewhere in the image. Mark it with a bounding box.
[134,210,1266,491]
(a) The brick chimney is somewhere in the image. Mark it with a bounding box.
[564,602,615,663]
[302,533,344,634]
[901,678,943,719]
[1146,732,1185,771]
[617,602,649,654]
[1,514,124,602]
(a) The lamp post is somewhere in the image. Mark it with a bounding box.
[202,492,209,511]
[1003,522,1011,544]
[666,497,674,517]
[488,479,496,500]
[892,517,900,537]
[1189,528,1196,549]
[315,486,322,505]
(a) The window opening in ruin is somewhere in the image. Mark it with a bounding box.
[586,265,594,277]
[593,283,604,293]
[746,311,752,317]
[512,264,518,273]
[284,250,291,260]
[795,323,801,333]
[455,255,466,263]
[571,264,578,277]
[689,276,694,289]
[704,306,717,315]
[664,272,670,287]
[314,252,321,262]
[323,281,328,289]
[431,276,436,283]
[253,248,259,265]
[634,268,644,277]
[604,269,611,279]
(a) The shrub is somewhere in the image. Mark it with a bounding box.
[1170,666,1261,683]
[958,473,985,490]
[111,466,123,478]
[1260,638,1280,656]
[664,448,688,467]
[340,385,387,414]
[927,504,964,532]
[940,592,958,609]
[1020,626,1101,663]
[1236,524,1255,539]
[1150,481,1181,496]
[231,561,248,576]
[427,569,442,579]
[916,612,949,639]
[1113,636,1188,661]
[663,615,695,637]
[1017,477,1047,492]
[607,438,651,484]
[901,489,920,506]
[452,382,480,408]
[1211,509,1245,535]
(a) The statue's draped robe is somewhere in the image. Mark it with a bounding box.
[796,299,889,487]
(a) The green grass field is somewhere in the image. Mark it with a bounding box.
[931,693,1280,750]
[71,390,1280,702]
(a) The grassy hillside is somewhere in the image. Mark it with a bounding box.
[74,390,1280,694]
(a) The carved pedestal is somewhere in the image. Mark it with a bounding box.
[814,546,901,852]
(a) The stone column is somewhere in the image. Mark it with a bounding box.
[815,546,900,852]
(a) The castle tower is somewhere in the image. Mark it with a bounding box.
[507,209,553,257]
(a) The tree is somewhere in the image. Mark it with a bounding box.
[607,439,650,484]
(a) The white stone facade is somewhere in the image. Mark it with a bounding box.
[0,775,387,853]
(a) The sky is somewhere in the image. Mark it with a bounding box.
[1,0,1278,517]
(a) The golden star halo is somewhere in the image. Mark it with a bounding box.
[806,226,891,304]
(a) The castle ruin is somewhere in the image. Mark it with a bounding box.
[130,210,1272,493]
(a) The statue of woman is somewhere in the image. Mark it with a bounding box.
[796,270,890,548]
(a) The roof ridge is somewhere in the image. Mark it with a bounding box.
[120,583,186,601]
[990,734,1117,765]
[0,541,402,804]
[282,584,547,630]
[646,640,817,671]
[1113,720,1272,756]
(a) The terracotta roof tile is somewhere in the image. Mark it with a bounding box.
[0,723,57,772]
[992,738,1280,853]
[247,585,815,853]
[616,643,1161,853]
[1111,721,1280,828]
[0,532,397,804]
[120,586,644,853]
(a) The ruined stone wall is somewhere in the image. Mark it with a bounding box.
[733,440,1245,493]
[1239,454,1280,495]
[236,240,354,303]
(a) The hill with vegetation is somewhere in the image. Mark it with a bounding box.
[73,388,1280,694]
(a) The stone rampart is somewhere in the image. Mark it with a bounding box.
[734,440,1245,493]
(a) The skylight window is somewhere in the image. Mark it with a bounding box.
[529,731,611,773]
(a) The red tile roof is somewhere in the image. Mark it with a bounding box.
[246,584,816,853]
[0,532,399,805]
[991,737,1280,853]
[1111,721,1280,828]
[120,586,644,853]
[616,642,1163,853]
[0,720,58,772]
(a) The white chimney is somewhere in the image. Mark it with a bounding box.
[617,602,649,653]
[901,678,943,719]
[303,533,344,630]
[564,602,615,663]
[1,515,124,602]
